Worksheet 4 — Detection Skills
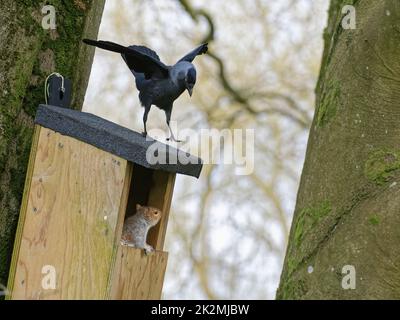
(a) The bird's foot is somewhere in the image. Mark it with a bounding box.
[166,137,184,143]
[141,131,147,138]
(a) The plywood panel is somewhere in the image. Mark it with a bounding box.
[147,171,176,251]
[110,246,168,300]
[6,125,41,299]
[10,127,130,299]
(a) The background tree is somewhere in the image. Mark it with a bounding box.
[84,0,328,298]
[0,0,105,288]
[277,0,400,299]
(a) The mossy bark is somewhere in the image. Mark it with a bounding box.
[0,0,105,288]
[277,0,400,299]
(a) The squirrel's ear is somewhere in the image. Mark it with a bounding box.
[136,204,142,211]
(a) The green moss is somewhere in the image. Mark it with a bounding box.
[364,149,400,185]
[0,5,43,267]
[0,0,103,290]
[11,44,42,104]
[294,200,332,247]
[369,215,380,226]
[41,0,89,74]
[316,80,340,127]
[276,278,307,300]
[286,258,298,276]
[294,215,306,248]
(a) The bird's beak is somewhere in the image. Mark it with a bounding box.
[187,87,193,97]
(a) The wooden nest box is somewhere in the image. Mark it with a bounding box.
[7,105,202,300]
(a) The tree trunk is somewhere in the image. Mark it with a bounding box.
[277,0,400,299]
[0,0,105,288]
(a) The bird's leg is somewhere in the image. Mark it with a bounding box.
[142,106,150,138]
[165,109,183,143]
[167,124,182,142]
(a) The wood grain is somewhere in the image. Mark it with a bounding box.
[147,171,176,251]
[106,162,133,298]
[109,246,168,300]
[6,125,41,299]
[10,127,130,299]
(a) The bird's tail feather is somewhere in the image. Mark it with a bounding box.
[82,39,129,54]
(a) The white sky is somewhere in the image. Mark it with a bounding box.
[83,0,329,299]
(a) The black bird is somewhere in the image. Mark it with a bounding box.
[83,39,208,142]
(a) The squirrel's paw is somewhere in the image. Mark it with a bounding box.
[144,245,155,255]
[121,240,136,248]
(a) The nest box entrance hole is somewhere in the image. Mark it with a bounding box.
[123,164,175,251]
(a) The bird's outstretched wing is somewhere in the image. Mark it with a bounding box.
[177,43,208,63]
[83,39,169,79]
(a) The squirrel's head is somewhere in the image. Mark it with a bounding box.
[136,204,162,226]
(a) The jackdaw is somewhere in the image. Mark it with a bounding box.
[83,39,208,142]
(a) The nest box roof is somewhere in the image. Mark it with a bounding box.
[35,105,203,178]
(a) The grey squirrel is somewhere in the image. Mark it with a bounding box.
[121,204,162,254]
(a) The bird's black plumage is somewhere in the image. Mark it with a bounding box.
[83,39,169,79]
[178,44,209,63]
[83,38,208,141]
